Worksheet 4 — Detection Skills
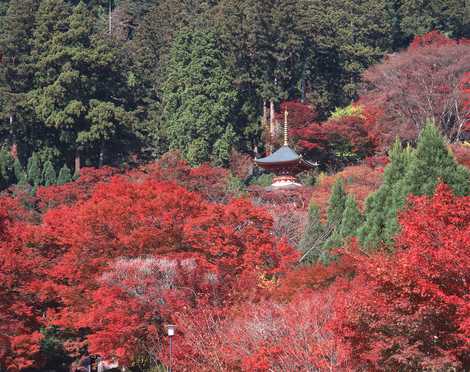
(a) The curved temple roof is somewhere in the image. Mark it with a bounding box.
[255,145,317,168]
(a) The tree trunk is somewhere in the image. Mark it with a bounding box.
[269,100,275,154]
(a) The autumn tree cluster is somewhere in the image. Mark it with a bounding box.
[0,1,469,371]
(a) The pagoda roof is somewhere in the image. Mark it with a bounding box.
[255,146,316,168]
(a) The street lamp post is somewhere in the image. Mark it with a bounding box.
[166,324,176,372]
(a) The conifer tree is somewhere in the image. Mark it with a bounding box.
[30,1,137,170]
[57,164,72,185]
[13,158,26,185]
[0,147,14,189]
[42,160,56,186]
[339,194,362,239]
[405,121,470,196]
[26,152,41,186]
[327,178,347,227]
[162,29,238,166]
[359,123,469,250]
[298,202,325,263]
[0,0,39,141]
[321,178,348,262]
[359,139,413,248]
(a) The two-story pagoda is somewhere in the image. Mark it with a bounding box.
[254,110,316,189]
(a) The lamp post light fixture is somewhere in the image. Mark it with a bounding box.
[166,324,176,372]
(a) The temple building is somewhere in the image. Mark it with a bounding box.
[254,110,316,189]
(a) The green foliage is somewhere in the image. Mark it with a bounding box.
[226,174,246,197]
[42,160,57,186]
[13,157,27,185]
[57,164,72,185]
[319,178,353,263]
[405,122,470,197]
[330,104,364,120]
[29,0,137,168]
[162,29,238,166]
[327,178,347,226]
[298,202,325,263]
[359,139,413,248]
[360,122,469,249]
[0,147,15,189]
[249,173,274,187]
[339,194,362,238]
[26,152,42,186]
[399,0,469,39]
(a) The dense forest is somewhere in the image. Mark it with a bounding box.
[0,0,469,371]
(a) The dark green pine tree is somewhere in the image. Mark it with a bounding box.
[338,194,363,239]
[26,152,42,186]
[42,160,57,186]
[0,147,15,189]
[327,178,347,227]
[13,157,27,185]
[298,202,325,263]
[0,0,40,150]
[162,29,238,166]
[359,139,413,248]
[57,164,72,185]
[405,121,470,197]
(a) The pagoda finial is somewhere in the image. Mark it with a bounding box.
[284,109,289,146]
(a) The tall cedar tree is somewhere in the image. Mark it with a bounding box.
[30,1,137,171]
[0,0,38,129]
[359,139,413,248]
[405,121,470,196]
[13,157,26,185]
[26,152,41,186]
[0,148,14,189]
[298,202,325,263]
[162,29,238,166]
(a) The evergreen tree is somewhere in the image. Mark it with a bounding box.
[162,29,238,166]
[13,157,26,185]
[405,122,470,197]
[30,1,137,171]
[322,178,348,261]
[339,194,362,239]
[0,0,40,151]
[298,202,325,263]
[360,124,469,249]
[327,178,347,227]
[0,147,14,189]
[57,164,72,185]
[26,152,41,186]
[42,160,57,186]
[359,140,413,248]
[399,0,469,39]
